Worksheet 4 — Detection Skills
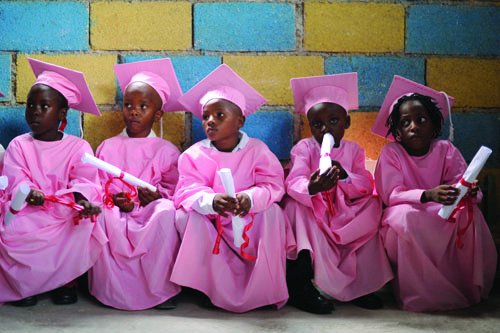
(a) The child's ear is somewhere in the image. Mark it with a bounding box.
[238,115,246,129]
[154,109,163,122]
[344,115,351,129]
[58,108,68,121]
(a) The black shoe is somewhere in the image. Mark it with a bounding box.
[11,296,38,307]
[155,296,177,310]
[351,293,383,310]
[51,286,78,305]
[288,281,335,314]
[201,294,216,309]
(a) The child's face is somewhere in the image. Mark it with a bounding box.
[307,102,350,147]
[25,84,67,141]
[396,100,435,156]
[202,99,245,152]
[122,82,163,138]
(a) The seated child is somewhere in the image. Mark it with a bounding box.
[0,58,106,306]
[88,58,183,310]
[372,75,497,312]
[172,64,292,313]
[283,73,393,314]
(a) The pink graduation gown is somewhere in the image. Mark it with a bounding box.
[172,138,293,313]
[375,140,497,312]
[88,135,181,310]
[0,133,107,303]
[283,138,393,301]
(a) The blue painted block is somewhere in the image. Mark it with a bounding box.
[407,5,500,55]
[119,55,221,104]
[325,56,425,108]
[0,54,11,101]
[194,3,295,51]
[440,112,499,167]
[0,2,88,52]
[192,110,293,159]
[0,107,81,147]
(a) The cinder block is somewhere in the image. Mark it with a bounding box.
[300,112,390,161]
[16,54,117,105]
[0,54,11,101]
[304,2,404,52]
[194,2,295,51]
[224,56,323,105]
[123,55,221,93]
[325,57,425,108]
[0,1,88,51]
[192,111,292,159]
[154,112,185,151]
[91,2,191,51]
[407,5,500,55]
[427,58,500,108]
[0,107,80,147]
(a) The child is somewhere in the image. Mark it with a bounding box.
[372,75,497,312]
[0,58,106,306]
[283,73,393,314]
[88,58,183,310]
[172,64,292,313]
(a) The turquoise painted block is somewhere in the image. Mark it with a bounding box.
[440,113,499,167]
[192,111,293,160]
[0,2,88,51]
[120,55,221,103]
[0,54,11,101]
[325,56,425,108]
[407,5,500,55]
[0,107,81,147]
[194,3,295,51]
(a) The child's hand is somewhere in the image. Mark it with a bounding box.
[77,200,102,217]
[421,185,459,205]
[308,167,340,195]
[138,187,162,207]
[213,194,237,218]
[464,180,479,199]
[27,189,45,206]
[113,192,135,213]
[234,193,251,217]
[331,160,348,180]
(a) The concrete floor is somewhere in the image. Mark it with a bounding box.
[1,282,499,333]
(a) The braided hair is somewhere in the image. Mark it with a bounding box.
[385,93,444,141]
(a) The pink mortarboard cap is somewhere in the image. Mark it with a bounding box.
[177,64,267,119]
[0,90,4,97]
[371,75,455,141]
[114,58,183,113]
[28,58,101,116]
[291,73,358,115]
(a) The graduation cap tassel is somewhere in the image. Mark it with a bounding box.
[160,116,163,139]
[441,91,453,142]
[79,112,84,139]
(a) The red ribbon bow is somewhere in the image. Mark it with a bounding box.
[103,171,137,208]
[445,178,474,249]
[44,195,98,225]
[212,212,257,261]
[324,190,335,216]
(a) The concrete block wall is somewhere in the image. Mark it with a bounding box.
[0,1,499,215]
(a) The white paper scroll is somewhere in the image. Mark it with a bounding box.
[4,183,31,226]
[319,133,335,175]
[438,146,492,220]
[0,176,8,190]
[81,153,157,192]
[217,168,245,248]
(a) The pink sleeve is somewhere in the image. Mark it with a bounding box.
[2,139,37,195]
[244,146,285,213]
[157,146,180,200]
[374,146,424,206]
[66,142,102,204]
[336,145,373,200]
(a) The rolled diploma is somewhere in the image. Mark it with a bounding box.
[0,176,8,190]
[4,183,31,226]
[81,153,157,192]
[217,168,245,248]
[438,146,492,219]
[319,133,335,175]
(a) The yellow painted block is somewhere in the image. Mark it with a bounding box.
[16,54,116,105]
[301,112,390,160]
[224,56,323,105]
[427,58,500,108]
[91,1,191,51]
[84,111,185,152]
[304,2,404,52]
